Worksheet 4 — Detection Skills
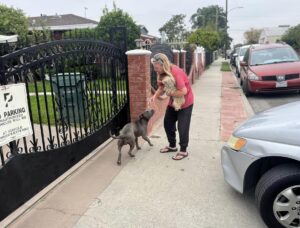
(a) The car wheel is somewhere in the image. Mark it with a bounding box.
[255,164,300,228]
[242,79,251,96]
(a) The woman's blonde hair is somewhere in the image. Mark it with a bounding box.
[151,53,174,81]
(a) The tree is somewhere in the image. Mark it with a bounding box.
[187,28,220,51]
[244,28,262,44]
[0,4,28,40]
[190,5,231,50]
[190,5,226,30]
[219,29,232,50]
[97,3,140,50]
[282,24,300,51]
[159,14,187,41]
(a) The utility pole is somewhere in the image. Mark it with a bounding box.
[84,7,88,18]
[215,7,219,31]
[225,0,228,59]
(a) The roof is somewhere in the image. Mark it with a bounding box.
[28,14,98,31]
[139,25,149,35]
[141,34,158,39]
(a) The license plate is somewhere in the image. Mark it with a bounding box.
[276,81,287,88]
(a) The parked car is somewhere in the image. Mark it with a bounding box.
[240,43,300,96]
[226,49,232,59]
[229,49,238,67]
[235,45,253,77]
[221,101,300,228]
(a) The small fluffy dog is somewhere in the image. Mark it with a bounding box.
[161,75,185,111]
[110,109,155,165]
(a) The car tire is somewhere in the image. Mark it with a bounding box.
[255,164,300,228]
[242,79,251,96]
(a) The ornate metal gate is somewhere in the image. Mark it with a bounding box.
[0,30,129,220]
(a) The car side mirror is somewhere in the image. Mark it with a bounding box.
[240,61,248,67]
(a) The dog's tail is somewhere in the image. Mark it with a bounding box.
[109,130,125,139]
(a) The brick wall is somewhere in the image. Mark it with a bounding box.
[180,50,186,73]
[126,50,152,122]
[173,50,180,66]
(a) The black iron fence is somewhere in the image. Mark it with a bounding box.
[0,39,128,163]
[205,50,218,67]
[0,29,129,220]
[205,51,214,67]
[185,46,194,74]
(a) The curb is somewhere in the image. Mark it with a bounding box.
[229,62,255,117]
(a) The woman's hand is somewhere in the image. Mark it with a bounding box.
[149,96,156,104]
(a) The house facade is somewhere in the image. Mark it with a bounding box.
[259,25,290,44]
[139,25,159,48]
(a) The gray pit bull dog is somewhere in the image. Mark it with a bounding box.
[110,109,155,165]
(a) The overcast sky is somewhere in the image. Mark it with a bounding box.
[1,0,300,45]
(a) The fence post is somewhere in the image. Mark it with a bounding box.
[126,49,152,122]
[172,49,180,66]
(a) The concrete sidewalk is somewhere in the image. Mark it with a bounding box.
[7,58,266,228]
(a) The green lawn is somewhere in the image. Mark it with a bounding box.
[27,78,126,93]
[28,81,52,93]
[29,96,56,125]
[28,93,127,125]
[221,62,231,71]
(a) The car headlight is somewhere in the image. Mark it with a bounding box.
[227,135,247,151]
[248,72,260,81]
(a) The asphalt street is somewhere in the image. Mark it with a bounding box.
[248,92,300,113]
[232,66,300,113]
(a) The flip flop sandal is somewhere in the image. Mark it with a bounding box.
[172,152,188,160]
[160,146,178,153]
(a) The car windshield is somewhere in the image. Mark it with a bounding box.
[250,47,300,65]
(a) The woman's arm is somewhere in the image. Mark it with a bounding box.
[149,86,164,102]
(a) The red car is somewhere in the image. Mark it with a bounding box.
[240,43,300,96]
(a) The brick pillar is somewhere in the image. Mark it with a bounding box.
[180,49,186,73]
[173,49,180,66]
[126,49,152,122]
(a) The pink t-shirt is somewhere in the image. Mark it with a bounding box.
[158,65,194,109]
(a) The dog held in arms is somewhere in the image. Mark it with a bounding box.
[161,75,185,111]
[110,109,155,165]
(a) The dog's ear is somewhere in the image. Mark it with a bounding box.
[139,113,144,119]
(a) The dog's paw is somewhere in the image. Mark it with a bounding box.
[137,146,141,150]
[129,154,135,157]
[149,143,154,146]
[117,161,121,165]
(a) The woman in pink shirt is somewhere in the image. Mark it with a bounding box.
[150,53,194,160]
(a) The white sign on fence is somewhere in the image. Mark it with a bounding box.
[0,83,33,147]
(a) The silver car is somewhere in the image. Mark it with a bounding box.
[221,101,300,228]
